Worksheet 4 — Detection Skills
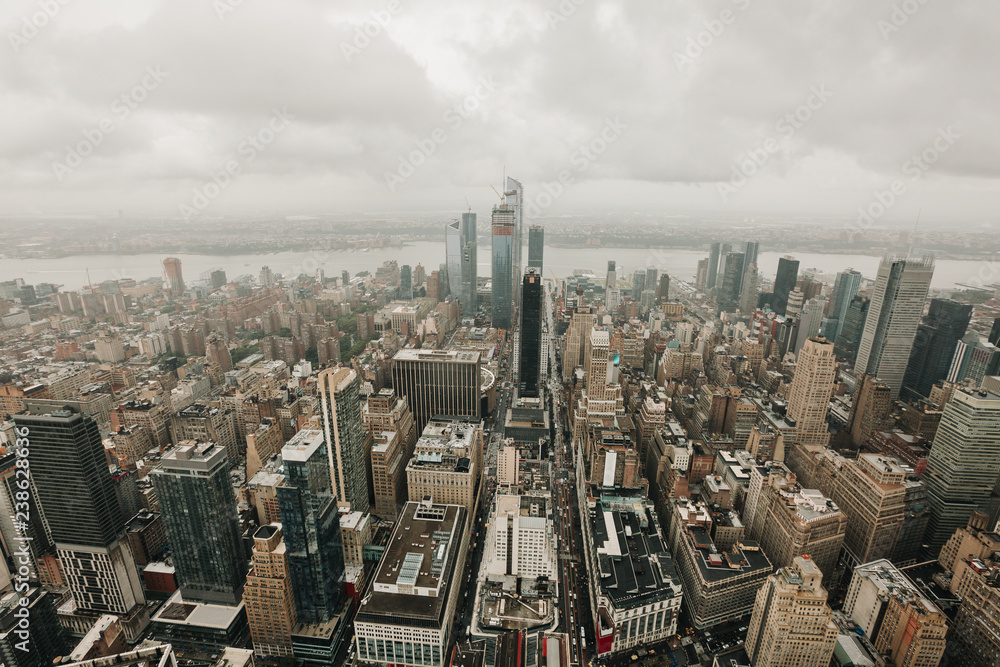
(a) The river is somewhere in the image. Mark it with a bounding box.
[0,242,989,291]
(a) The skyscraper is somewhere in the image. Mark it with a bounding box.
[707,242,721,289]
[787,337,835,447]
[605,260,617,306]
[317,367,370,514]
[855,256,934,399]
[657,273,671,303]
[745,556,838,667]
[491,203,516,329]
[946,333,1000,387]
[645,267,658,295]
[151,442,246,605]
[923,388,1000,552]
[739,262,759,314]
[793,297,826,355]
[391,349,482,432]
[277,429,345,623]
[245,524,296,657]
[162,257,184,294]
[518,269,543,398]
[12,407,144,613]
[772,256,799,316]
[400,264,413,300]
[445,220,463,300]
[460,211,477,315]
[833,295,870,362]
[528,224,544,274]
[741,241,759,295]
[506,177,524,311]
[716,252,744,314]
[632,269,646,298]
[823,269,863,342]
[901,298,972,401]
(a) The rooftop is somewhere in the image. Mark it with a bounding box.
[282,428,324,462]
[151,590,245,630]
[394,349,481,364]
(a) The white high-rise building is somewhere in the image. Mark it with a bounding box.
[787,337,836,447]
[855,256,934,398]
[484,494,556,580]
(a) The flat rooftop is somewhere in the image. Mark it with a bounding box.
[394,349,481,364]
[359,501,467,625]
[151,590,245,630]
[590,496,682,609]
[282,429,324,462]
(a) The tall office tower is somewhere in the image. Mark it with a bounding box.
[716,252,745,314]
[745,556,838,667]
[460,211,478,315]
[757,485,846,581]
[631,269,646,298]
[824,269,863,343]
[946,333,1000,386]
[506,177,525,311]
[363,388,417,520]
[657,273,671,303]
[445,220,463,300]
[12,407,144,613]
[990,317,1000,346]
[210,269,227,288]
[391,349,482,432]
[562,306,596,381]
[847,375,893,449]
[923,388,1000,552]
[833,295,870,362]
[707,242,721,289]
[605,260,617,304]
[245,524,296,658]
[162,257,184,294]
[901,298,973,400]
[205,333,233,373]
[0,587,69,667]
[317,367,370,514]
[695,259,708,291]
[833,454,906,565]
[772,256,800,316]
[855,256,935,399]
[787,337,835,447]
[739,262,759,314]
[491,203,517,328]
[740,241,759,295]
[277,429,345,623]
[173,404,240,465]
[259,265,275,287]
[518,269,543,398]
[844,560,948,667]
[399,264,413,301]
[584,329,624,416]
[528,224,544,273]
[792,297,826,354]
[645,267,658,295]
[150,442,246,605]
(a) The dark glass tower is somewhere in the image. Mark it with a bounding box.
[657,274,671,303]
[717,253,745,314]
[11,407,144,613]
[833,295,870,363]
[528,225,544,274]
[901,298,973,401]
[460,212,478,315]
[707,242,721,289]
[519,269,543,398]
[277,429,345,623]
[491,204,516,329]
[151,442,246,605]
[772,257,800,316]
[400,264,413,301]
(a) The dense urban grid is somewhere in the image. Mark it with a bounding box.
[2,179,1000,667]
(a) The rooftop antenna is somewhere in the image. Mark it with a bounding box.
[464,197,472,212]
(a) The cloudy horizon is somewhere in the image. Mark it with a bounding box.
[2,0,997,226]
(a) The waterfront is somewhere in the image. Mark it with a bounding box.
[1,242,989,292]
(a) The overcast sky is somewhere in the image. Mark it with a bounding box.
[1,0,996,224]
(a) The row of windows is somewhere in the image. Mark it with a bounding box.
[358,638,442,666]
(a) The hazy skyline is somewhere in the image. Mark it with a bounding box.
[2,0,997,225]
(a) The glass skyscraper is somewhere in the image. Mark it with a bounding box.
[491,204,516,329]
[460,211,477,315]
[277,429,345,623]
[528,224,544,274]
[318,367,370,514]
[855,256,935,399]
[901,298,972,400]
[822,269,863,342]
[445,220,462,300]
[772,256,800,316]
[151,442,246,605]
[518,269,543,398]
